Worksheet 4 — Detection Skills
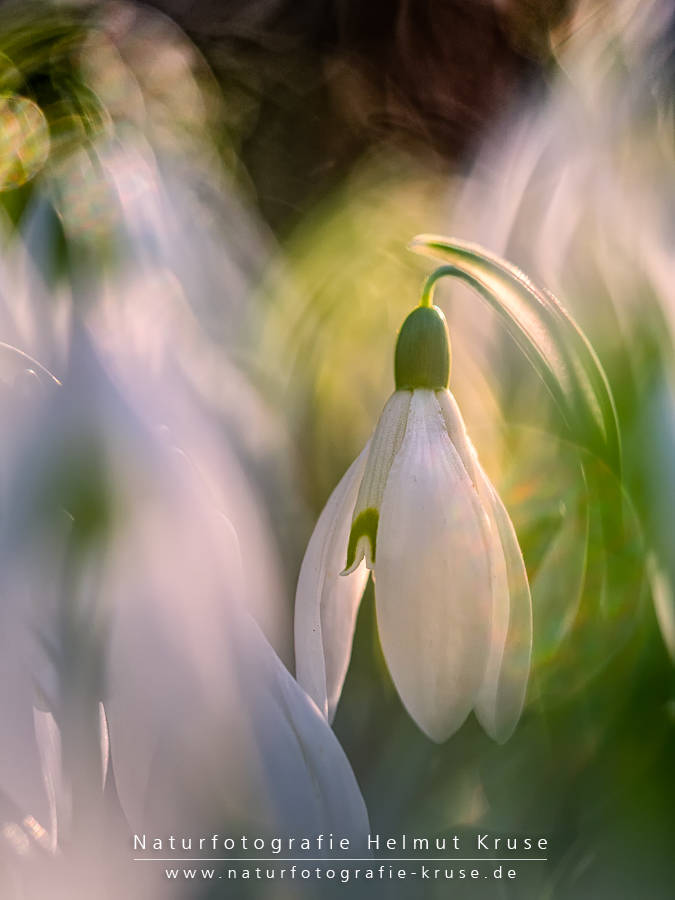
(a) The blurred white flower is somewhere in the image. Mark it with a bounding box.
[295,297,532,742]
[0,345,69,855]
[0,167,368,875]
[0,7,370,894]
[0,328,369,862]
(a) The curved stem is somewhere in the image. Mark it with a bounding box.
[419,265,458,307]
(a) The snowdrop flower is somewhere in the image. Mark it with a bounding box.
[0,328,369,857]
[295,273,532,743]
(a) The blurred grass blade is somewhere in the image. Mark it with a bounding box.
[409,235,621,474]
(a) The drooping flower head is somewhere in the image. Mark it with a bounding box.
[295,267,532,743]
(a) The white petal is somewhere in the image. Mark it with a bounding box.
[473,480,532,741]
[434,389,483,492]
[233,614,370,841]
[375,390,493,742]
[437,390,531,742]
[0,664,51,833]
[33,708,65,850]
[294,445,370,721]
[346,391,411,569]
[0,577,56,837]
[105,440,369,840]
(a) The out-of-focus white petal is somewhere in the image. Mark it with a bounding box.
[437,389,531,742]
[294,445,370,722]
[105,433,369,841]
[0,212,71,374]
[32,709,66,851]
[376,389,492,742]
[0,649,51,834]
[99,702,110,792]
[230,614,370,840]
[0,331,369,846]
[648,555,675,662]
[0,350,64,842]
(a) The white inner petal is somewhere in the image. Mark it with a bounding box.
[344,390,412,571]
[353,391,412,517]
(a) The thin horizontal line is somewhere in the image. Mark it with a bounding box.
[133,858,548,863]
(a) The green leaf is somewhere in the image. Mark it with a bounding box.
[409,235,621,475]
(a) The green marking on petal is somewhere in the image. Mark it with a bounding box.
[344,507,379,572]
